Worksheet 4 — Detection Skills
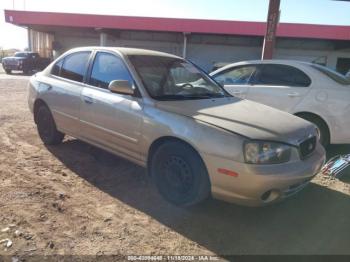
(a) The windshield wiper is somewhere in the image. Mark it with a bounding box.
[153,93,226,101]
[153,94,192,100]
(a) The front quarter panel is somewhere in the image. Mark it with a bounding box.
[141,104,245,161]
[28,74,42,114]
[139,103,246,187]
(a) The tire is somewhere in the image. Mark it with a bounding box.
[23,69,30,75]
[36,105,64,145]
[299,114,330,147]
[5,69,11,74]
[150,141,211,206]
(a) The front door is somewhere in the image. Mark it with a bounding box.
[79,51,143,161]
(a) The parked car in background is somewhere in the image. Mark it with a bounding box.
[210,62,230,72]
[211,60,350,146]
[2,51,51,74]
[28,47,325,207]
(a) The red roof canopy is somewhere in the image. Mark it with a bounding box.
[4,9,350,41]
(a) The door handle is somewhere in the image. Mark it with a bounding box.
[83,96,94,104]
[288,92,300,97]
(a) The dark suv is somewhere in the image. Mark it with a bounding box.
[2,52,51,74]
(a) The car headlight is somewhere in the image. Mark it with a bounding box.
[244,141,292,164]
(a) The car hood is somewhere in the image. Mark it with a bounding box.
[155,97,316,145]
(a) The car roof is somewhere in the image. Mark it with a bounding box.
[211,59,314,74]
[15,51,38,55]
[66,46,181,59]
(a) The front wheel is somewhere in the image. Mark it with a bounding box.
[23,69,31,75]
[150,141,211,206]
[36,105,65,145]
[299,114,330,147]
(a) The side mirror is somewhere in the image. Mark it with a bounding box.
[108,80,134,95]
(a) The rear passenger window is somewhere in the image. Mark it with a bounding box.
[51,59,63,76]
[59,52,91,82]
[254,64,311,87]
[89,52,133,89]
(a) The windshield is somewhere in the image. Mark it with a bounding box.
[128,55,228,100]
[311,64,350,85]
[14,52,28,58]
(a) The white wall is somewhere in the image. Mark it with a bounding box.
[107,38,183,57]
[53,29,350,72]
[274,48,350,70]
[187,43,261,71]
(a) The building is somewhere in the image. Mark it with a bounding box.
[4,9,350,73]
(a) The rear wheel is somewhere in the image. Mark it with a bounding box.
[298,114,330,147]
[150,141,211,206]
[5,69,11,74]
[36,105,64,145]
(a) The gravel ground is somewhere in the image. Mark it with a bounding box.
[0,70,350,260]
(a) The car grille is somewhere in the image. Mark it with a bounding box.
[299,136,317,159]
[5,60,18,66]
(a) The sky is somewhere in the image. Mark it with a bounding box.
[1,0,350,50]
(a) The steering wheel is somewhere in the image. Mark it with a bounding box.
[179,83,194,89]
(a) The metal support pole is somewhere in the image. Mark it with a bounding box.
[27,28,32,51]
[182,33,188,59]
[100,32,108,46]
[262,0,280,60]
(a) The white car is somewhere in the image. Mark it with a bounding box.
[346,70,350,80]
[211,60,350,146]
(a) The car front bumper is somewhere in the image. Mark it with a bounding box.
[202,143,326,206]
[3,64,22,70]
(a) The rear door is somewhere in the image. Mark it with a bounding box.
[212,65,257,99]
[43,51,91,136]
[247,64,312,112]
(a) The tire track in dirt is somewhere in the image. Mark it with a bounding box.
[0,79,207,257]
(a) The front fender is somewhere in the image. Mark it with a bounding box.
[140,105,246,163]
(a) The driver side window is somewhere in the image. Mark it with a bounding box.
[89,52,133,89]
[214,65,256,85]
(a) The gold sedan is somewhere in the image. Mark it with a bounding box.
[28,47,326,206]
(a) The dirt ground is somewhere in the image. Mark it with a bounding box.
[0,68,350,260]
